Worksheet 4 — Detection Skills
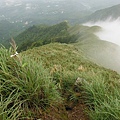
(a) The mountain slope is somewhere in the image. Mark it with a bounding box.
[68,24,120,74]
[82,4,120,22]
[1,34,120,119]
[15,21,77,51]
[14,21,120,74]
[21,43,120,120]
[1,0,120,45]
[0,0,91,46]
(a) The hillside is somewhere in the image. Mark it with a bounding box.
[13,21,120,74]
[66,24,120,74]
[0,42,120,119]
[15,21,78,51]
[82,4,120,22]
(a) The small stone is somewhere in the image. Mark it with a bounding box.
[75,77,85,85]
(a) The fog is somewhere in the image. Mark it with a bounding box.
[84,18,120,46]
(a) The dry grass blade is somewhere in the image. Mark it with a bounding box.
[10,38,17,53]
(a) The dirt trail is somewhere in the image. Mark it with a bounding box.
[41,102,89,120]
[67,103,89,120]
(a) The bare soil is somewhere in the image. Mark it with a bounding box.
[40,102,89,120]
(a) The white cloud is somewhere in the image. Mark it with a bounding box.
[83,18,120,46]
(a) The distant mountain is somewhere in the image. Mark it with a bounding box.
[0,0,91,45]
[82,4,120,22]
[1,0,120,45]
[1,0,120,25]
[0,0,91,25]
[79,0,120,11]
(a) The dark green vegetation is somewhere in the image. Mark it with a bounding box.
[15,21,78,51]
[0,42,120,119]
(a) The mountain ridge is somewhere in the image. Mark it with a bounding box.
[8,21,120,74]
[82,4,120,22]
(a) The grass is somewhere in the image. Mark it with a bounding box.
[22,43,120,120]
[81,74,120,120]
[0,43,120,119]
[0,44,61,119]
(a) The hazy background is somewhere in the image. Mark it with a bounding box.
[1,0,120,73]
[1,0,120,46]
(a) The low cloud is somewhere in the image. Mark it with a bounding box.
[83,17,120,46]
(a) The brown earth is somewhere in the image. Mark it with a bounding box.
[40,102,89,120]
[67,103,89,120]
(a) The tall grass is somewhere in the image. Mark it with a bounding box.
[22,43,120,120]
[81,72,120,120]
[1,42,120,119]
[0,45,61,119]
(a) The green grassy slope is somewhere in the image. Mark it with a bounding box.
[23,43,120,120]
[0,42,120,119]
[22,43,120,119]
